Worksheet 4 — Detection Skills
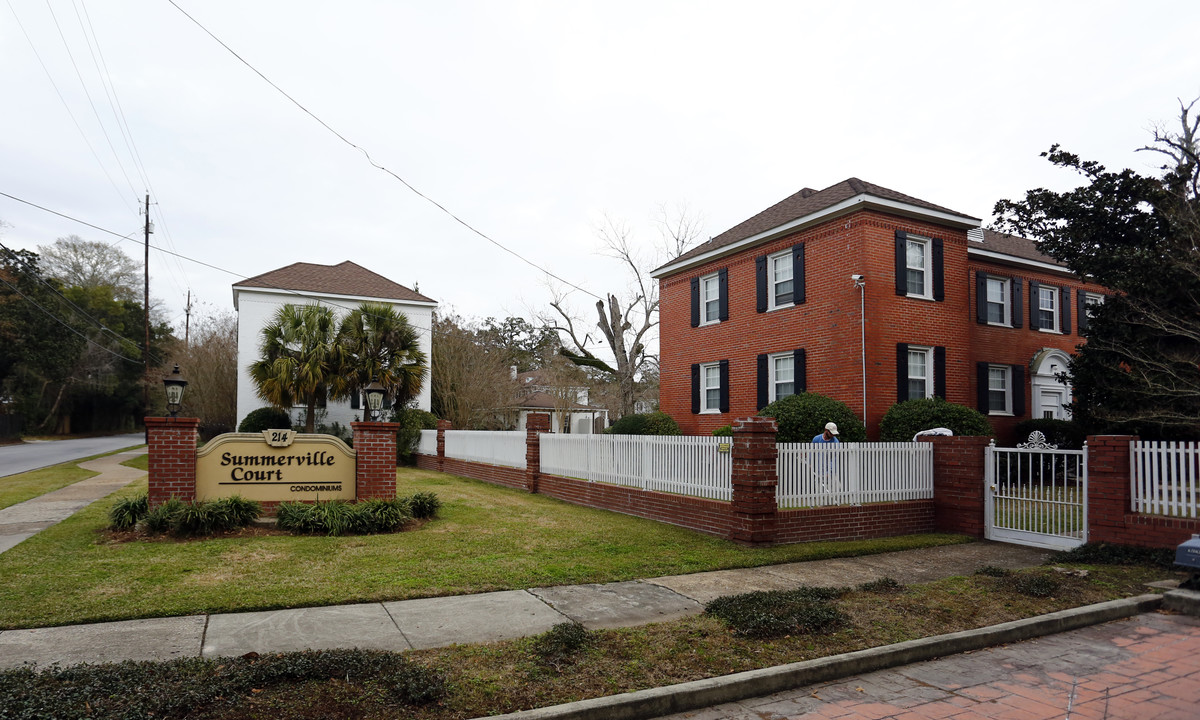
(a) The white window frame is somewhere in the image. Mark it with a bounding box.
[700,273,720,325]
[700,362,721,413]
[907,346,934,400]
[1084,292,1104,318]
[767,250,794,310]
[905,235,932,299]
[985,277,1010,326]
[1038,286,1060,332]
[768,351,795,403]
[987,364,1013,415]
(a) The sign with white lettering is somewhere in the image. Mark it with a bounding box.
[195,433,355,502]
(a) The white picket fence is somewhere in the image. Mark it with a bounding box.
[1132,440,1200,518]
[443,430,527,469]
[540,434,732,501]
[776,442,933,508]
[417,429,438,456]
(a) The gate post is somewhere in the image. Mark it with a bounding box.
[1086,435,1137,544]
[525,413,551,494]
[922,435,990,538]
[730,416,778,546]
[146,416,199,508]
[436,419,451,471]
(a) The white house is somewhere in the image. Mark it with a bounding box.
[233,261,436,430]
[509,369,609,434]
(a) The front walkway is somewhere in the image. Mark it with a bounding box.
[0,449,146,554]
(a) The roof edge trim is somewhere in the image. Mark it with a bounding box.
[652,194,980,278]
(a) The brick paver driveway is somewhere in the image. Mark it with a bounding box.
[657,611,1200,719]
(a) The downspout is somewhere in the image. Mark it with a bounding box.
[853,275,867,428]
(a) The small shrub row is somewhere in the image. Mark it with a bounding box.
[1047,542,1175,569]
[275,493,439,536]
[237,407,293,433]
[878,397,993,442]
[0,648,446,720]
[109,495,260,536]
[704,586,847,639]
[757,393,866,443]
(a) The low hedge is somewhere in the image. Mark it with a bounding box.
[878,397,993,441]
[757,393,865,443]
[237,407,293,433]
[606,412,682,436]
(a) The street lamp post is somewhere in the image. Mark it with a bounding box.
[364,378,385,422]
[163,365,188,418]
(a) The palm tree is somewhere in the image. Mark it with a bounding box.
[332,302,427,415]
[248,303,341,432]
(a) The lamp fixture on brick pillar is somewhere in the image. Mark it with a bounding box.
[364,378,385,422]
[163,365,188,418]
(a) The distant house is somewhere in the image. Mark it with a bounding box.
[233,261,436,429]
[509,368,609,434]
[650,178,1107,442]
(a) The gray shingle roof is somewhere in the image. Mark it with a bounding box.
[235,261,435,304]
[659,178,979,272]
[974,229,1066,268]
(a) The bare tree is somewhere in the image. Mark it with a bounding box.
[171,308,237,437]
[544,207,701,419]
[37,235,141,301]
[430,312,519,429]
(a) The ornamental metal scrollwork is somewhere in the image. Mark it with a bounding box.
[1016,430,1058,449]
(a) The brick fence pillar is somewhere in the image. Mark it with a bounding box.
[525,413,551,493]
[146,416,199,508]
[352,421,400,501]
[1086,435,1137,544]
[730,416,778,546]
[923,435,991,538]
[436,419,451,471]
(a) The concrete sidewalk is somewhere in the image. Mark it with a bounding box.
[0,541,1050,669]
[0,448,147,554]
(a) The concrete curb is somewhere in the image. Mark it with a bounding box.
[481,593,1164,720]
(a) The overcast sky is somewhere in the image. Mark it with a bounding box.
[2,1,1198,361]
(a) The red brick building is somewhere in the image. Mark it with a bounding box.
[651,178,1107,442]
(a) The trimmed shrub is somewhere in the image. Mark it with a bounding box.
[704,586,846,638]
[137,496,261,537]
[712,424,733,437]
[405,491,442,520]
[140,497,186,533]
[757,393,866,443]
[357,498,413,532]
[109,494,148,530]
[642,411,682,436]
[531,622,594,668]
[237,407,293,433]
[607,413,648,435]
[878,397,993,442]
[607,412,680,436]
[393,407,439,464]
[1013,418,1087,449]
[276,497,427,535]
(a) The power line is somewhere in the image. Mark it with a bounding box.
[0,242,154,360]
[6,0,134,215]
[0,273,144,366]
[0,190,437,339]
[166,0,602,303]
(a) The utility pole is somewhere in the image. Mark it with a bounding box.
[143,194,152,434]
[184,290,192,348]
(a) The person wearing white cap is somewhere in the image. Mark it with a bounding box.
[813,422,840,444]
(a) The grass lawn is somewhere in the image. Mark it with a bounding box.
[0,446,147,511]
[1,563,1174,720]
[0,467,969,629]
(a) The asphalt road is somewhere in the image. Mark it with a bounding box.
[0,433,146,478]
